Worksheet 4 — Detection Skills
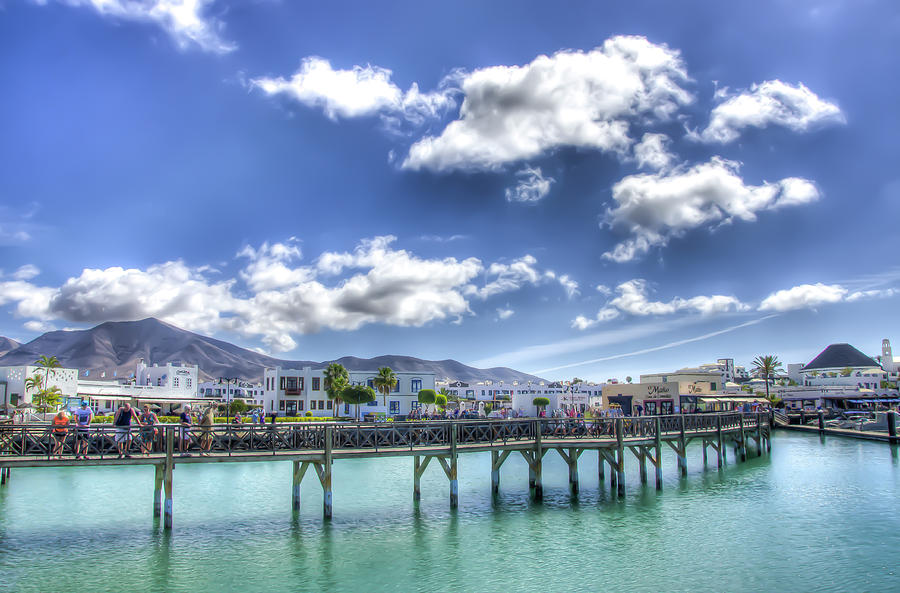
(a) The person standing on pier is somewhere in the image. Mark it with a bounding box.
[51,410,70,459]
[113,402,142,459]
[139,405,159,456]
[179,405,193,457]
[73,401,93,460]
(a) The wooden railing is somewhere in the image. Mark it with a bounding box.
[0,413,767,461]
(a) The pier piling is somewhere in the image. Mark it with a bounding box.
[678,415,688,477]
[414,456,422,501]
[654,416,663,490]
[164,428,174,529]
[533,421,543,501]
[1,467,7,485]
[449,424,458,508]
[598,450,604,483]
[292,461,302,510]
[323,425,333,519]
[615,418,625,498]
[153,463,163,517]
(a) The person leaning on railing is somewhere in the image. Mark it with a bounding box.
[51,410,70,459]
[73,401,93,460]
[199,408,214,456]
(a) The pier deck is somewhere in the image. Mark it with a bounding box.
[0,413,770,528]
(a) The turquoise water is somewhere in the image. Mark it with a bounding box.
[1,432,899,592]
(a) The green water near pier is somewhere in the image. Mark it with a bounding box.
[2,432,899,592]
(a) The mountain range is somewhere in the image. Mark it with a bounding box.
[0,318,546,384]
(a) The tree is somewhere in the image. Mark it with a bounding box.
[751,355,784,403]
[438,387,458,402]
[34,355,62,411]
[625,376,633,383]
[373,366,397,408]
[324,363,350,418]
[533,397,550,412]
[341,385,376,421]
[228,399,248,415]
[418,389,436,413]
[24,374,43,398]
[840,367,853,377]
[435,393,448,409]
[33,385,62,413]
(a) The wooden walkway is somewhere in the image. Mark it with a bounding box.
[0,413,771,528]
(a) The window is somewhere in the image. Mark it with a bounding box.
[390,401,400,414]
[327,400,333,410]
[411,378,423,392]
[466,390,475,399]
[367,399,378,406]
[173,377,180,388]
[286,401,297,414]
[411,401,421,410]
[279,400,285,411]
[298,400,304,411]
[366,378,375,389]
[393,381,401,393]
[186,378,192,389]
[319,400,326,409]
[312,377,321,391]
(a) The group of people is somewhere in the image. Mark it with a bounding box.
[44,402,227,459]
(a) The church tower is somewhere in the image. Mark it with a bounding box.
[882,339,896,372]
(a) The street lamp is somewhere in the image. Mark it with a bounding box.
[219,377,238,424]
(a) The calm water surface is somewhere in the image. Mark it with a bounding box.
[1,432,899,592]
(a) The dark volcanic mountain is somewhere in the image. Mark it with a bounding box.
[0,318,545,384]
[0,336,20,358]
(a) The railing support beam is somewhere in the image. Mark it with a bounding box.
[153,463,163,517]
[654,416,662,490]
[164,427,174,529]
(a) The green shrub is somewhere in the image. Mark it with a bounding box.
[305,411,313,417]
[417,389,436,405]
[435,394,447,406]
[533,397,550,407]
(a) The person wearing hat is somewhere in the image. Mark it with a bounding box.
[179,405,193,457]
[73,401,93,460]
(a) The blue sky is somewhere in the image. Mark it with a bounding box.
[1,0,898,381]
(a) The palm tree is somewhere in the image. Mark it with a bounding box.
[24,374,43,397]
[324,363,349,418]
[34,355,62,410]
[751,355,784,402]
[373,366,397,409]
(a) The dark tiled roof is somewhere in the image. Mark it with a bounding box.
[802,343,880,371]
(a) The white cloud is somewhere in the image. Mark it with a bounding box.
[698,80,844,143]
[571,279,747,330]
[402,35,692,172]
[496,307,514,321]
[51,0,235,53]
[633,133,674,171]
[0,237,585,352]
[23,320,56,333]
[470,255,550,299]
[602,157,820,262]
[252,57,455,124]
[558,275,579,299]
[12,265,40,281]
[505,167,555,203]
[846,288,899,302]
[758,283,847,312]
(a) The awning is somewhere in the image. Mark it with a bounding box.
[848,399,900,404]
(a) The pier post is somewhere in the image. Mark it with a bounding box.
[0,467,6,485]
[490,451,499,494]
[756,413,764,456]
[532,420,543,501]
[715,415,723,468]
[702,440,708,466]
[153,463,163,517]
[738,415,747,462]
[639,447,648,484]
[817,410,825,433]
[654,416,662,491]
[568,448,579,495]
[598,450,605,483]
[414,456,422,501]
[164,427,174,529]
[615,418,625,498]
[292,460,302,511]
[323,425,333,519]
[888,411,898,444]
[609,454,617,491]
[678,415,687,477]
[449,423,458,508]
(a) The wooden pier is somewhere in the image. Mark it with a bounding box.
[0,413,770,528]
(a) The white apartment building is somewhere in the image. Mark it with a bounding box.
[135,360,199,395]
[436,379,602,416]
[263,366,435,418]
[197,380,265,406]
[0,364,79,408]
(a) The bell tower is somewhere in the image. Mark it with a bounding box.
[882,339,895,372]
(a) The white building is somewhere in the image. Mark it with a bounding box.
[263,366,435,418]
[436,378,602,416]
[0,364,79,408]
[197,380,265,406]
[135,359,199,395]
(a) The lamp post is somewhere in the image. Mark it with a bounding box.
[220,377,237,424]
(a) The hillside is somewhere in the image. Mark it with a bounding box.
[0,336,20,358]
[0,318,545,384]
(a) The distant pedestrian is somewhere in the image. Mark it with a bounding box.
[179,405,193,457]
[199,407,214,456]
[73,401,93,460]
[113,402,142,459]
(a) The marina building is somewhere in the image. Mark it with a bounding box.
[0,364,79,409]
[263,366,435,418]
